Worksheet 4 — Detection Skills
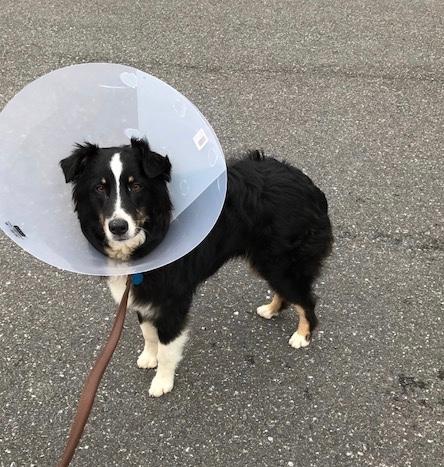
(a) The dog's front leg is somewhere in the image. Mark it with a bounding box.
[136,316,159,369]
[148,300,191,397]
[148,330,188,397]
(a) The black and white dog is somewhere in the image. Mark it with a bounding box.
[60,138,333,397]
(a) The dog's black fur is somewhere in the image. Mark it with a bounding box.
[61,139,333,346]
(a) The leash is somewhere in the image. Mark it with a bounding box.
[58,276,132,466]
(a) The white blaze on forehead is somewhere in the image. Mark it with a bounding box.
[110,153,123,210]
[104,153,144,251]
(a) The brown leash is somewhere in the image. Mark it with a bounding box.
[58,276,131,466]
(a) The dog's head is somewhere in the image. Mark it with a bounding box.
[60,138,172,261]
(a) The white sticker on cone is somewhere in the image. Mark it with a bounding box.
[193,128,209,151]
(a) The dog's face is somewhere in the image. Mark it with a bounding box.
[60,138,172,261]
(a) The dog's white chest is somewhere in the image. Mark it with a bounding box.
[107,275,156,319]
[107,275,132,304]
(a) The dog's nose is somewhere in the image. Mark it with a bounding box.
[109,218,128,236]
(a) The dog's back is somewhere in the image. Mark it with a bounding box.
[226,152,332,264]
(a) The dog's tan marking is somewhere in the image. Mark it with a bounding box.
[99,212,106,229]
[289,305,311,348]
[129,176,134,183]
[257,294,284,319]
[136,207,148,226]
[295,305,310,336]
[105,229,146,260]
[101,178,106,184]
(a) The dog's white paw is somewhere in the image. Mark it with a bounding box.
[289,331,311,349]
[149,374,174,397]
[257,304,279,320]
[137,350,157,369]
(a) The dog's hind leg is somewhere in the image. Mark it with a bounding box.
[136,313,159,369]
[256,293,286,319]
[288,303,317,349]
[264,275,319,349]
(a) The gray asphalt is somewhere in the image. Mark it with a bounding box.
[1,1,443,466]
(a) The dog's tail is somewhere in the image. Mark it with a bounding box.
[246,149,266,161]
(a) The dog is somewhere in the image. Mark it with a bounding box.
[60,138,333,397]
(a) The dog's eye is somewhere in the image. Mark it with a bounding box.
[131,183,142,192]
[96,183,106,193]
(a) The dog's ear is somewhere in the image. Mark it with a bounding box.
[60,142,98,183]
[131,137,171,181]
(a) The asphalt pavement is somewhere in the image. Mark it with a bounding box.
[1,1,443,466]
